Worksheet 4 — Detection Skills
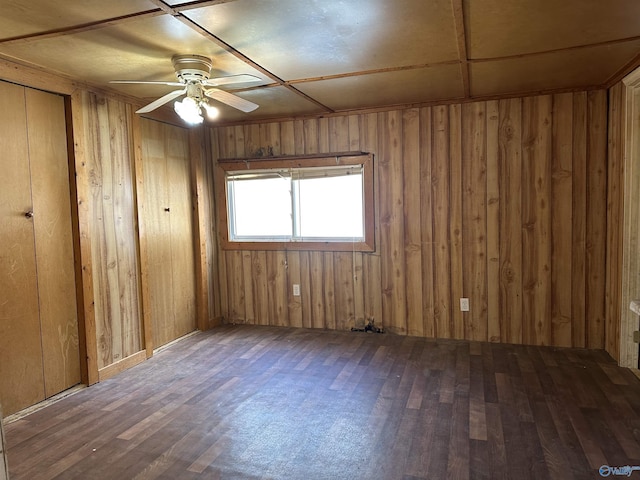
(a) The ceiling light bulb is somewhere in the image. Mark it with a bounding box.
[174,96,203,125]
[202,103,220,120]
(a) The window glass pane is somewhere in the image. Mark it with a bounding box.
[230,177,292,237]
[297,173,363,238]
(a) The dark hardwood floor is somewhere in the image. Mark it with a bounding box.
[5,325,640,479]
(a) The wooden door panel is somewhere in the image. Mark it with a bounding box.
[166,126,196,341]
[0,82,45,416]
[26,88,81,397]
[141,120,174,348]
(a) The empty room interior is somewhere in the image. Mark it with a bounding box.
[2,1,640,479]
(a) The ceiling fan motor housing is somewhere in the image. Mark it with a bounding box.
[172,54,212,83]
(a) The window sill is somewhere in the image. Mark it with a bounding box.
[221,239,375,252]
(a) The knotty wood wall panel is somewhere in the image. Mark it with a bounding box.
[606,82,626,363]
[586,93,608,349]
[497,99,523,344]
[74,91,143,369]
[211,90,614,348]
[522,95,553,346]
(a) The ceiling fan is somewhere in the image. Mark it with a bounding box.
[111,54,260,124]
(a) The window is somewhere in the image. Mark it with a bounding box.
[217,153,374,251]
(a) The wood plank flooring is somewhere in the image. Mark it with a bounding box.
[5,325,640,479]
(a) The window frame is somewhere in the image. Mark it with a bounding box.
[216,152,375,252]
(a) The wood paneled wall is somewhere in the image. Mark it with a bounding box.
[196,130,223,326]
[606,82,626,363]
[211,91,611,348]
[72,91,144,370]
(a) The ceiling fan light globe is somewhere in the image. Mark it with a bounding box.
[174,97,203,125]
[203,103,220,120]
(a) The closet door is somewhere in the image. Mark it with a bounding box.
[26,88,81,397]
[141,119,196,349]
[166,126,196,341]
[142,121,174,348]
[0,82,80,416]
[0,82,45,416]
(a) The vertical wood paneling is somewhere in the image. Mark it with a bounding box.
[348,116,366,327]
[486,101,500,342]
[334,252,354,331]
[606,83,625,362]
[403,109,423,336]
[361,113,383,326]
[211,90,611,350]
[189,128,213,332]
[449,104,465,340]
[299,252,312,328]
[379,111,407,334]
[310,251,325,329]
[252,251,269,325]
[572,93,588,348]
[420,107,436,338]
[377,111,394,331]
[586,90,608,349]
[462,102,488,341]
[304,119,319,155]
[551,93,574,347]
[280,121,295,155]
[241,251,255,324]
[323,252,336,330]
[286,251,303,328]
[432,106,452,338]
[267,251,288,327]
[69,90,99,385]
[522,95,552,346]
[245,124,260,157]
[211,130,228,320]
[329,116,350,152]
[294,119,305,154]
[498,98,523,344]
[228,251,245,323]
[82,92,142,368]
[201,132,218,323]
[318,117,330,152]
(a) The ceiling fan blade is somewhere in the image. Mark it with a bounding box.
[136,88,186,114]
[203,74,261,87]
[205,88,259,113]
[110,80,184,87]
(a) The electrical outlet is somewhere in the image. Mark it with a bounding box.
[293,284,301,296]
[460,298,470,312]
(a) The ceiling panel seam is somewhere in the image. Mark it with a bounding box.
[451,0,471,97]
[0,10,165,45]
[146,0,334,113]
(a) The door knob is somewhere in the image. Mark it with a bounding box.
[24,210,34,218]
[164,207,170,212]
